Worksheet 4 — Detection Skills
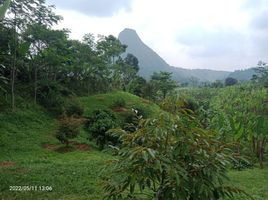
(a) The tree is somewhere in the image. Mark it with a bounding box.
[3,0,61,110]
[211,80,224,88]
[86,109,119,149]
[151,71,177,99]
[253,61,268,87]
[128,76,146,97]
[96,35,126,65]
[112,54,140,90]
[225,77,238,86]
[56,116,84,146]
[124,53,139,72]
[103,113,245,199]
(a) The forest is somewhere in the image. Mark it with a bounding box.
[0,0,268,200]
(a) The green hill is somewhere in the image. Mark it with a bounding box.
[80,91,161,117]
[0,92,162,199]
[0,92,267,199]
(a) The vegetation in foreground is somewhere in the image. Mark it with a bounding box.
[0,0,268,199]
[0,91,267,199]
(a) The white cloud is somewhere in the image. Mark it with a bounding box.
[48,0,268,71]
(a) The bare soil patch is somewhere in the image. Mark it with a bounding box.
[142,99,150,104]
[0,161,16,167]
[42,142,90,153]
[112,107,127,112]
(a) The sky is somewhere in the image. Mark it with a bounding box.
[46,0,268,71]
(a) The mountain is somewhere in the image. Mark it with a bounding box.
[118,28,172,79]
[118,28,254,83]
[228,68,256,81]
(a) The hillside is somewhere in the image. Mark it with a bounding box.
[0,92,267,199]
[228,68,256,81]
[0,92,162,199]
[119,28,256,83]
[118,28,172,79]
[80,91,161,118]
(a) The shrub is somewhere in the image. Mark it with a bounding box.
[232,157,253,170]
[225,77,238,86]
[65,98,84,117]
[56,116,84,146]
[111,98,126,108]
[132,106,146,118]
[86,109,119,149]
[103,113,247,199]
[120,109,141,132]
[37,81,65,115]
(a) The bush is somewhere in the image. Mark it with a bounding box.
[103,113,246,199]
[56,116,84,146]
[86,109,119,149]
[37,81,65,115]
[111,98,126,108]
[65,98,84,117]
[132,106,146,118]
[232,157,253,170]
[120,110,140,132]
[225,77,238,86]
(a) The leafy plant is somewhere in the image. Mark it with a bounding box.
[111,98,126,108]
[86,109,119,149]
[65,97,84,117]
[102,113,247,199]
[56,116,84,146]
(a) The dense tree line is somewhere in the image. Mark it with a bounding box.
[0,0,180,112]
[0,0,146,111]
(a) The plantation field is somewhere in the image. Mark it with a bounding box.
[0,92,267,200]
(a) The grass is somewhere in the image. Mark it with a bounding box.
[0,102,112,199]
[0,93,267,199]
[79,91,162,118]
[228,167,268,200]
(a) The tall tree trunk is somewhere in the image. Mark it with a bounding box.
[11,12,17,111]
[34,65,37,104]
[11,64,16,111]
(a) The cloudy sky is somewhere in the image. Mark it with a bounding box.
[46,0,268,71]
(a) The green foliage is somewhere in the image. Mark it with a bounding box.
[253,61,268,87]
[225,77,238,86]
[111,97,126,108]
[56,116,84,146]
[124,53,139,71]
[65,97,84,117]
[103,113,243,200]
[181,84,268,169]
[127,76,147,97]
[211,80,224,88]
[37,81,66,114]
[232,157,253,170]
[86,109,119,149]
[150,71,177,100]
[0,90,266,200]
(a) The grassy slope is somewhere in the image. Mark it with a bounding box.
[80,91,161,117]
[0,102,112,199]
[228,167,268,200]
[0,91,161,199]
[0,92,267,199]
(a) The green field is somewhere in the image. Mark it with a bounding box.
[0,92,267,199]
